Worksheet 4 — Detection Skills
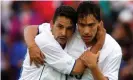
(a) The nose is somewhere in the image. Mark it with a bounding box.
[84,27,91,35]
[61,28,67,36]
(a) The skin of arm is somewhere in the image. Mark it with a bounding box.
[24,25,38,47]
[91,66,108,80]
[24,25,44,67]
[80,51,108,80]
[90,22,108,80]
[72,41,103,75]
[24,25,104,75]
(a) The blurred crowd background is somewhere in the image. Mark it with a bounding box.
[1,1,133,80]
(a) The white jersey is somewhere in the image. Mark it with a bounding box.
[20,23,75,80]
[20,23,122,80]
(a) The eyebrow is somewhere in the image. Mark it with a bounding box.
[87,23,96,26]
[58,23,73,29]
[58,23,64,26]
[67,26,73,29]
[78,22,96,26]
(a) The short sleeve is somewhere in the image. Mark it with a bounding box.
[102,46,122,80]
[38,23,51,33]
[35,31,75,75]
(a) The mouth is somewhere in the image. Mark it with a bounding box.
[82,36,92,41]
[59,37,67,40]
[58,37,67,42]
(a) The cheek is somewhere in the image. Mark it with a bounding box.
[52,28,59,38]
[92,27,97,36]
[78,27,83,35]
[67,31,73,38]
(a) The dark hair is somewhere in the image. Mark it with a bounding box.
[77,1,101,21]
[53,5,77,31]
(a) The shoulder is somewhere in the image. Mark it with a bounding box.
[39,23,50,28]
[104,34,121,52]
[99,34,122,62]
[38,23,51,33]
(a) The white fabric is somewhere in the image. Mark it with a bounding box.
[20,23,122,80]
[35,29,75,75]
[66,30,122,80]
[20,23,75,80]
[38,23,51,33]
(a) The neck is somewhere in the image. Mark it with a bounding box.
[85,38,97,48]
[61,44,66,49]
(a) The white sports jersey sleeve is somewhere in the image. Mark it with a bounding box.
[96,34,122,80]
[35,26,75,75]
[102,46,122,80]
[38,23,51,33]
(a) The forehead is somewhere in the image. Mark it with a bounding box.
[78,14,98,24]
[55,16,73,27]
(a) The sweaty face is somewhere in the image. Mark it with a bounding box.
[77,14,99,45]
[51,16,74,47]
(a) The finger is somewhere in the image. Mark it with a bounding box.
[31,57,41,65]
[40,53,45,64]
[31,54,44,65]
[98,21,104,32]
[80,51,86,59]
[96,51,99,54]
[82,53,89,60]
[97,23,101,32]
[100,21,103,28]
[96,52,100,63]
[81,55,86,62]
[97,23,100,30]
[40,52,45,59]
[38,57,45,65]
[34,61,40,68]
[89,51,94,54]
[35,58,44,65]
[96,51,100,57]
[101,21,104,27]
[37,56,45,65]
[34,58,43,67]
[80,54,86,61]
[104,28,106,33]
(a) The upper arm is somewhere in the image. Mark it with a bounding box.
[24,23,51,36]
[102,46,122,80]
[24,25,38,32]
[35,32,75,75]
[24,25,39,38]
